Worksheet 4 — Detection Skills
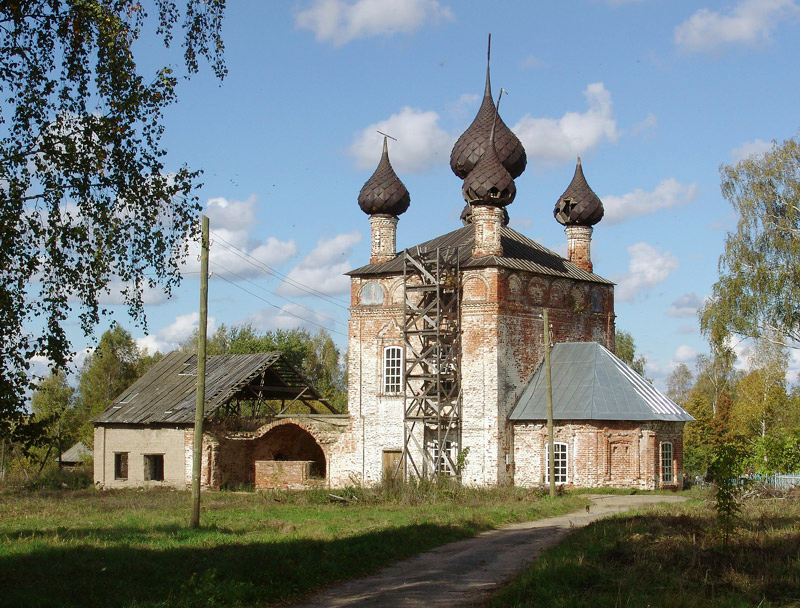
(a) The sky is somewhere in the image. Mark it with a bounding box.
[45,0,800,389]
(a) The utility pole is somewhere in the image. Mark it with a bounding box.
[190,215,209,529]
[543,308,555,498]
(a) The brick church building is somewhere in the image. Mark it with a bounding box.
[332,46,692,490]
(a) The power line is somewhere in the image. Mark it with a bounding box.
[214,273,346,337]
[209,231,351,309]
[210,261,346,332]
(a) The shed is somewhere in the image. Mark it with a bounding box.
[93,351,347,489]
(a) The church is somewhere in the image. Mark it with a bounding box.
[331,45,693,490]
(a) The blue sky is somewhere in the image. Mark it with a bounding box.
[49,0,800,388]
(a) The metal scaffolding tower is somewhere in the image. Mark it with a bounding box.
[400,246,462,479]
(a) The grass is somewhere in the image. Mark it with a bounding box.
[487,493,800,608]
[0,481,587,607]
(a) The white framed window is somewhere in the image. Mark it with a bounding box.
[661,441,674,483]
[432,439,457,476]
[383,346,403,394]
[546,441,569,484]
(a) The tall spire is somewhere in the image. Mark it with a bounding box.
[450,34,526,180]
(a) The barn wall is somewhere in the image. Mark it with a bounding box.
[513,420,685,490]
[94,425,189,489]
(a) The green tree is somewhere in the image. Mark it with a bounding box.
[75,326,141,441]
[0,1,226,440]
[666,362,693,406]
[30,369,77,469]
[701,134,800,348]
[614,329,647,377]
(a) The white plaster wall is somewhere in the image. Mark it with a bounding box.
[94,425,190,489]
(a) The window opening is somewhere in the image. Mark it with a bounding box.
[383,346,402,394]
[546,442,569,484]
[661,441,674,483]
[143,454,164,481]
[114,452,128,480]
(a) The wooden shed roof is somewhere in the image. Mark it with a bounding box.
[94,350,335,425]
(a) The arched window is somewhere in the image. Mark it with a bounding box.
[661,441,674,483]
[383,346,403,394]
[546,441,569,484]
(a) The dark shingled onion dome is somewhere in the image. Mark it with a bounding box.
[553,157,604,226]
[450,38,527,180]
[462,119,516,208]
[461,203,509,226]
[358,137,410,216]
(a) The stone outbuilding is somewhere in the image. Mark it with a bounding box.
[93,351,349,490]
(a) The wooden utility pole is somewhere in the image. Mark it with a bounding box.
[190,215,209,529]
[543,308,555,498]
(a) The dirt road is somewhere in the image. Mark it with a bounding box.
[290,493,689,608]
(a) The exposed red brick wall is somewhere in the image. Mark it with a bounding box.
[254,460,315,490]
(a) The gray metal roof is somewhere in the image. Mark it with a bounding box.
[94,350,334,425]
[509,342,694,422]
[348,225,613,284]
[60,441,92,463]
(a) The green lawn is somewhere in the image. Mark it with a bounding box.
[0,484,587,607]
[488,494,800,608]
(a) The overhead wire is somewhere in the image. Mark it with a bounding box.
[213,273,346,336]
[209,230,351,309]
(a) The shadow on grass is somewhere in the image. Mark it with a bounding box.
[0,523,476,608]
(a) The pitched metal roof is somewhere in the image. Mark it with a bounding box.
[94,350,333,425]
[60,442,92,463]
[348,224,613,284]
[509,342,694,422]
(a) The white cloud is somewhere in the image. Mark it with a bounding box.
[97,279,170,307]
[630,113,658,138]
[246,304,337,332]
[674,344,699,363]
[521,54,547,69]
[512,83,619,167]
[674,0,799,53]
[677,324,697,335]
[603,178,698,224]
[137,312,217,355]
[667,292,703,318]
[182,196,298,279]
[615,242,679,302]
[731,138,773,162]
[295,0,453,46]
[277,231,361,297]
[349,107,454,173]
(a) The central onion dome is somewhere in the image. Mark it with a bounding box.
[450,36,527,180]
[357,136,410,216]
[553,157,604,226]
[462,116,516,207]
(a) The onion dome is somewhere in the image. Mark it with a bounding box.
[553,157,604,226]
[462,120,516,207]
[358,136,410,216]
[450,36,527,180]
[460,203,509,226]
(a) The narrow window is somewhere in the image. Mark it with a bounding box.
[546,442,569,484]
[431,439,457,476]
[661,441,674,483]
[143,454,164,481]
[114,452,128,480]
[383,346,403,394]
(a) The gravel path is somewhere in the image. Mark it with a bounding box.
[289,493,689,608]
